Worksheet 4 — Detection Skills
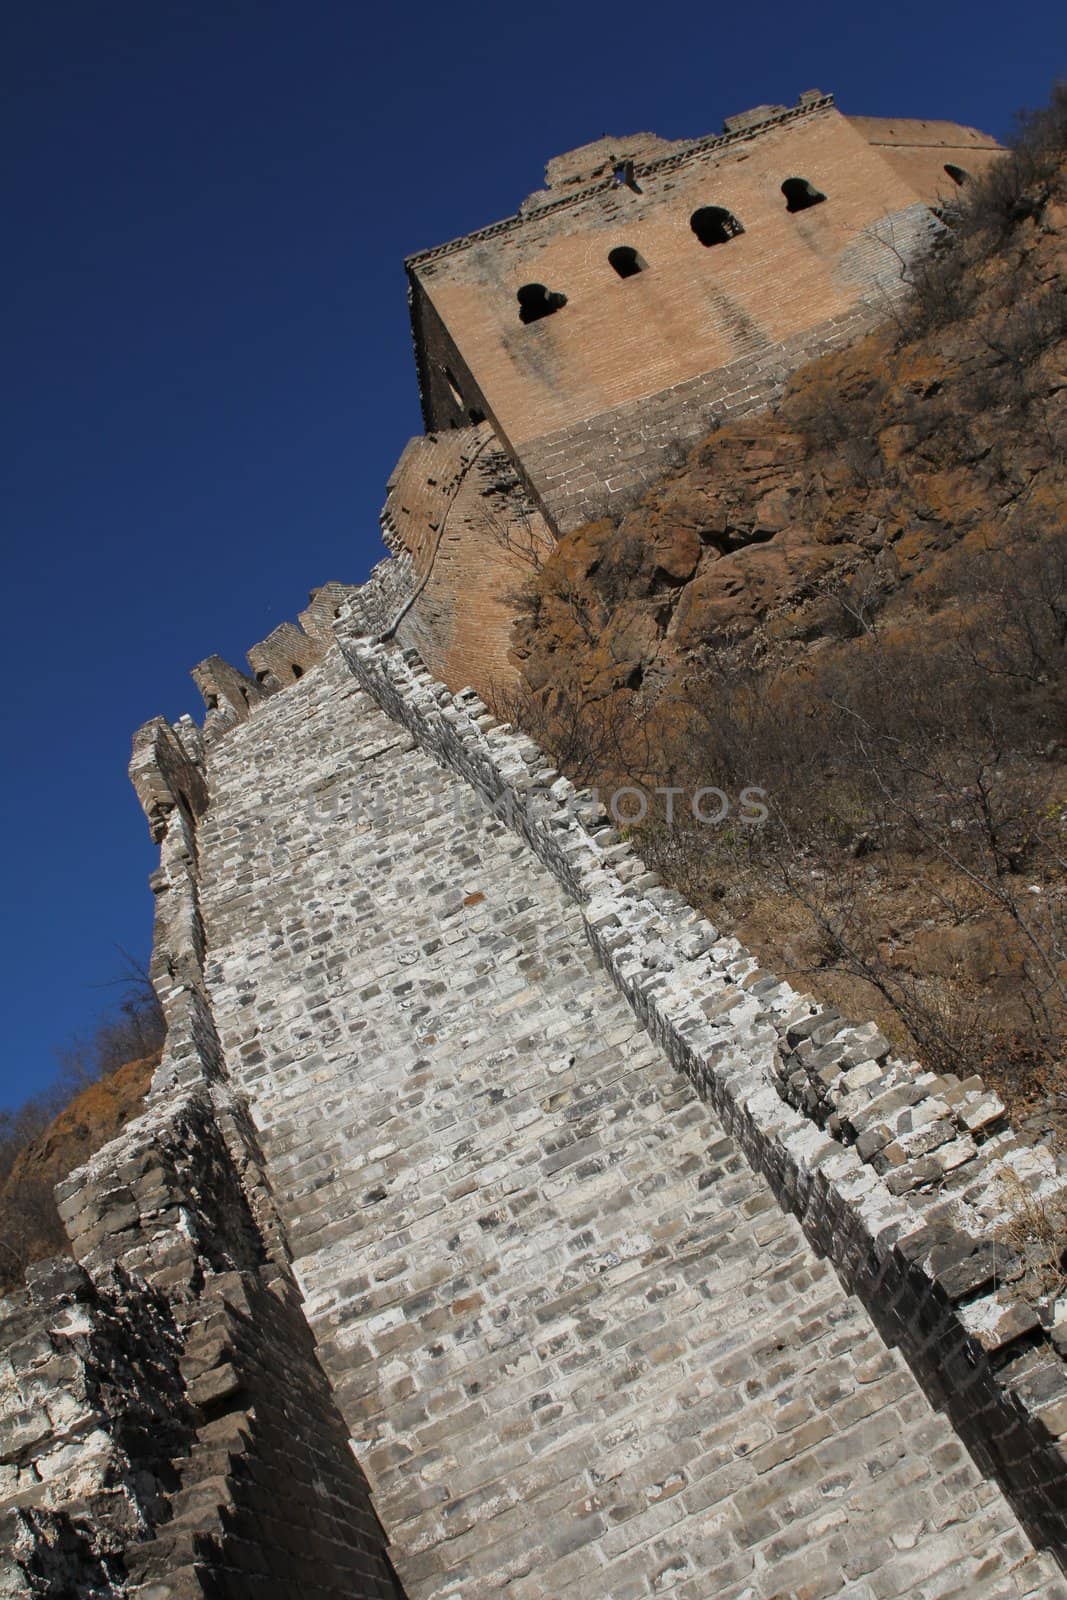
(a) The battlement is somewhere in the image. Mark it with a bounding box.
[165,583,360,742]
[407,92,837,268]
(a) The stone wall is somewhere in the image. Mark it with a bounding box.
[338,627,1067,1568]
[380,424,552,699]
[1,662,410,1597]
[188,628,1067,1596]
[406,98,971,533]
[3,597,1066,1597]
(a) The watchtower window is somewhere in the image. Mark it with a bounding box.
[291,663,304,679]
[690,206,744,247]
[444,368,465,409]
[517,283,567,324]
[782,177,826,213]
[944,164,970,186]
[608,245,645,278]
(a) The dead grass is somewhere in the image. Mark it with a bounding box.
[997,1165,1067,1303]
[0,977,163,1293]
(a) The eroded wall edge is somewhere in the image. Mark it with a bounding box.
[0,620,408,1598]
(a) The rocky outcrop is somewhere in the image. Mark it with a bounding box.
[511,187,1067,710]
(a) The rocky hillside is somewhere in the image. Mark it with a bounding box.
[508,89,1067,1138]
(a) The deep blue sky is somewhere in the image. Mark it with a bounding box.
[1,1,1061,1109]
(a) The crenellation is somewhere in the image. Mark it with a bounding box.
[189,653,265,734]
[128,717,208,844]
[245,620,324,690]
[297,579,365,643]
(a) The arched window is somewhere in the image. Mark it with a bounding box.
[291,663,304,679]
[781,177,826,213]
[608,245,646,278]
[444,368,465,409]
[517,283,568,324]
[944,164,970,186]
[690,206,744,247]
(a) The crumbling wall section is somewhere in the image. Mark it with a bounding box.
[50,1092,405,1600]
[0,667,408,1599]
[381,424,552,699]
[0,1257,192,1600]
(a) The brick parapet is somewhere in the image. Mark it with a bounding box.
[379,424,552,696]
[406,95,836,269]
[336,623,1067,1565]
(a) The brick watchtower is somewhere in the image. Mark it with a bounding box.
[380,91,1001,696]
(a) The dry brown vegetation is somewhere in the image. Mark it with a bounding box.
[0,969,163,1291]
[505,88,1067,1142]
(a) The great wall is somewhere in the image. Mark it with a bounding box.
[3,90,1066,1600]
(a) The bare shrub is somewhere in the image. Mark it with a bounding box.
[588,532,646,612]
[904,82,1067,336]
[997,1165,1067,1302]
[547,528,1067,1099]
[55,953,165,1090]
[789,374,889,485]
[967,83,1067,240]
[0,960,165,1291]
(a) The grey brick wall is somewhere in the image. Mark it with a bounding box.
[3,606,1065,1598]
[187,633,1062,1597]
